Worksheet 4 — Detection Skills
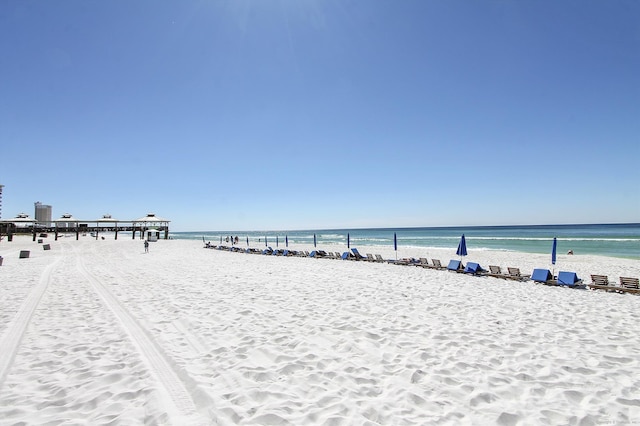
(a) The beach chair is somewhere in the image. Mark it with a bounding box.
[588,275,615,292]
[393,257,419,266]
[447,259,464,272]
[341,252,352,260]
[351,248,369,261]
[431,259,445,269]
[619,277,640,294]
[507,267,530,281]
[486,265,511,279]
[366,253,375,262]
[375,254,385,262]
[463,262,485,275]
[531,269,556,285]
[557,271,585,288]
[335,252,342,259]
[417,258,430,268]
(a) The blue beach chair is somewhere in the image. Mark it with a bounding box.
[351,248,369,261]
[557,271,584,287]
[531,269,555,284]
[447,259,464,272]
[463,262,484,275]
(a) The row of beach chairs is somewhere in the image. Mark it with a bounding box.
[205,244,639,295]
[588,275,640,294]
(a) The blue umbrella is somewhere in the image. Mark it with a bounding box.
[347,233,350,249]
[456,234,467,257]
[286,235,289,247]
[394,232,398,260]
[313,233,317,248]
[551,237,557,265]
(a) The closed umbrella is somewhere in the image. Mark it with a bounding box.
[265,236,268,247]
[456,234,467,258]
[276,235,279,247]
[551,237,557,274]
[394,232,398,260]
[286,235,289,247]
[314,233,317,248]
[246,236,249,246]
[347,233,350,249]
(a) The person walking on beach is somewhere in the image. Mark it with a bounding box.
[144,240,149,253]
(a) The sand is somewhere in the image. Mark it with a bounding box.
[0,235,639,425]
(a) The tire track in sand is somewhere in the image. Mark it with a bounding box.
[75,250,212,426]
[0,254,63,388]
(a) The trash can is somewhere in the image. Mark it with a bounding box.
[43,244,51,250]
[8,234,13,242]
[19,250,30,259]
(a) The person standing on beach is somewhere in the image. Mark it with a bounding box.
[144,240,149,253]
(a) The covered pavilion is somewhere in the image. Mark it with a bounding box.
[0,213,38,241]
[95,214,122,240]
[54,213,80,239]
[132,213,170,240]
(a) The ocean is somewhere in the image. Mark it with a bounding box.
[171,223,640,260]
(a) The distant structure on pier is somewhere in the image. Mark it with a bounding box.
[34,201,52,226]
[0,184,4,219]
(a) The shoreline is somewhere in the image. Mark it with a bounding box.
[1,236,639,424]
[2,234,639,280]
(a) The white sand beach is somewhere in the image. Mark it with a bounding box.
[0,235,639,425]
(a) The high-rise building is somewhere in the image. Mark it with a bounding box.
[34,201,52,226]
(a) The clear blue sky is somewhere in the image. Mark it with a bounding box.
[1,1,638,231]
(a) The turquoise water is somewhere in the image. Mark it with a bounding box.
[172,224,640,259]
